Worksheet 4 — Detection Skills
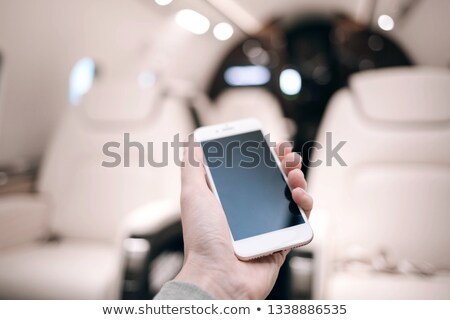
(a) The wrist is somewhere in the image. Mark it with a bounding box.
[175,257,249,299]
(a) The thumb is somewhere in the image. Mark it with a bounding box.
[181,135,208,192]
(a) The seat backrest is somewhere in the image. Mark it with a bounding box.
[204,88,294,142]
[308,67,450,269]
[37,78,193,243]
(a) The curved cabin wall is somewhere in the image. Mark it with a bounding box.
[0,0,165,166]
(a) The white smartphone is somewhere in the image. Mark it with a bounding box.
[194,118,313,260]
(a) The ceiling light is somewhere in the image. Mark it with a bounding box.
[154,0,173,6]
[175,9,210,35]
[213,22,234,41]
[377,14,395,31]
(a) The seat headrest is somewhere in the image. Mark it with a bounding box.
[215,88,280,109]
[212,88,293,141]
[81,79,159,122]
[349,67,450,123]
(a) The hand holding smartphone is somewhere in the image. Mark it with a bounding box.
[194,118,313,260]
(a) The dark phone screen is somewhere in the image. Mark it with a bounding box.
[201,130,304,241]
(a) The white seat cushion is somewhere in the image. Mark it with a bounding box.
[0,240,121,299]
[327,271,450,299]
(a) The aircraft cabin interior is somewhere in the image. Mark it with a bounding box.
[0,0,449,300]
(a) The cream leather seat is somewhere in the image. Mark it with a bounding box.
[0,77,193,299]
[202,88,295,142]
[307,67,450,299]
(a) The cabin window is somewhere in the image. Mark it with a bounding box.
[224,65,270,86]
[68,57,97,106]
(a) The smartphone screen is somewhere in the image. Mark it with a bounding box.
[201,130,305,241]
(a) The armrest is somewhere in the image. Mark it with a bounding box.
[293,207,332,299]
[0,194,50,250]
[308,207,332,299]
[121,198,180,238]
